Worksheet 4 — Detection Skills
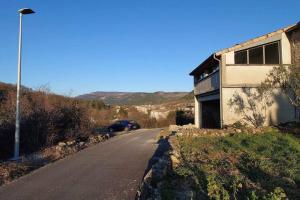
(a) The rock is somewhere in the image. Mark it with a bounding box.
[170,124,195,132]
[55,146,63,151]
[169,125,179,132]
[66,140,75,146]
[182,124,195,130]
[58,142,66,147]
[170,155,180,168]
[176,132,183,137]
[97,135,103,141]
[65,146,72,151]
[136,190,141,199]
[89,136,99,143]
[143,169,153,184]
[79,142,85,146]
[192,133,199,137]
[235,129,242,133]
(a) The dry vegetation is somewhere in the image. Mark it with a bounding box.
[0,83,97,160]
[0,83,178,186]
[0,83,177,160]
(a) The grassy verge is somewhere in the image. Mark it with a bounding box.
[166,128,300,199]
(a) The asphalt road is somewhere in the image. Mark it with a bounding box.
[0,129,162,200]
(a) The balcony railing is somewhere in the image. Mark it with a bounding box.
[194,70,219,95]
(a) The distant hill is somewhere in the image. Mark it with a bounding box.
[76,91,190,105]
[0,82,32,94]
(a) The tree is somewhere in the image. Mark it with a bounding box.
[228,88,273,127]
[260,65,300,110]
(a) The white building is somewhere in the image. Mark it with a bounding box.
[190,23,300,128]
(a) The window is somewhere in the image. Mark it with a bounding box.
[249,46,263,64]
[265,42,280,64]
[235,50,247,64]
[234,41,280,65]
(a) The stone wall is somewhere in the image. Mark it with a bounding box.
[288,27,300,67]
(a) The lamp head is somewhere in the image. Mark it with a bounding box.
[18,8,35,15]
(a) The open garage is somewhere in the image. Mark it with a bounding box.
[201,99,220,128]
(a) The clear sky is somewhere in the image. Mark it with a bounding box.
[0,0,299,96]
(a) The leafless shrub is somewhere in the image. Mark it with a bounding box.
[260,65,300,109]
[228,88,273,127]
[0,84,93,159]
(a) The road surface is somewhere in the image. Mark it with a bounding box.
[0,129,162,200]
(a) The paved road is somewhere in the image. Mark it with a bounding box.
[0,129,162,200]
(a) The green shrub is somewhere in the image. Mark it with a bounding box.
[206,174,230,200]
[174,130,300,199]
[264,187,287,200]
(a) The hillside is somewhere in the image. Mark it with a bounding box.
[76,91,190,105]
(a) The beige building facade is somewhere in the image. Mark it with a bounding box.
[190,23,300,128]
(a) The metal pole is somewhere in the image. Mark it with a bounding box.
[14,13,23,160]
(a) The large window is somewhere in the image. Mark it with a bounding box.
[235,51,247,64]
[249,46,263,64]
[265,42,280,64]
[234,41,280,65]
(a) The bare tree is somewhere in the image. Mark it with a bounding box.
[228,88,273,127]
[229,65,300,127]
[260,65,300,110]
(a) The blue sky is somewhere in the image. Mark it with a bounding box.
[0,0,299,96]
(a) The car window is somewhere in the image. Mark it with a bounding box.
[121,121,128,125]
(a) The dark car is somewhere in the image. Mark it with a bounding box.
[128,120,140,129]
[107,120,140,132]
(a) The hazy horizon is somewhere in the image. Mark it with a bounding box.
[0,81,191,97]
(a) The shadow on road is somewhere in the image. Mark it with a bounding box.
[142,135,171,178]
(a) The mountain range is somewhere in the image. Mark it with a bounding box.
[76,91,191,105]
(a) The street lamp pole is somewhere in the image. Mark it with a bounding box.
[13,8,34,160]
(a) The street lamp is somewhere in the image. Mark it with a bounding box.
[13,8,35,160]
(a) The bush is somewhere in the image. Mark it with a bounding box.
[174,130,300,199]
[0,85,95,159]
[127,107,176,128]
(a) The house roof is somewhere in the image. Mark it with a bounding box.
[189,22,299,76]
[285,22,300,33]
[215,23,297,56]
[189,54,215,76]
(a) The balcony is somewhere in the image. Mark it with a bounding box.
[194,70,220,96]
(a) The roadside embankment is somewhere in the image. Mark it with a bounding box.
[0,133,111,186]
[138,125,300,200]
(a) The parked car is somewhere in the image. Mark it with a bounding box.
[107,120,140,132]
[128,120,140,129]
